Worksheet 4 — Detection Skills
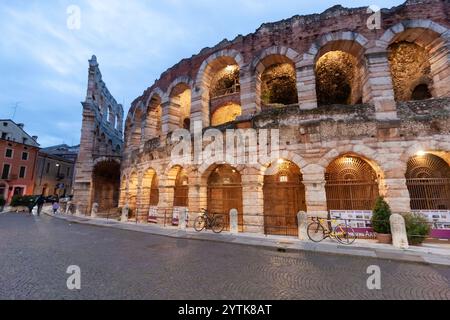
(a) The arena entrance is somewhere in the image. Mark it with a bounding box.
[325,156,380,211]
[207,165,243,231]
[92,160,121,213]
[406,154,450,210]
[263,160,306,236]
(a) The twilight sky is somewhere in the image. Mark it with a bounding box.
[0,0,404,147]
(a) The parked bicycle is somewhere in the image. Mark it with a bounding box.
[307,217,357,245]
[194,209,225,234]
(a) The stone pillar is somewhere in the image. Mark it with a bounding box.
[230,209,239,234]
[190,88,209,131]
[120,204,129,222]
[303,165,328,217]
[241,167,264,233]
[390,214,409,250]
[161,101,181,140]
[91,203,99,218]
[364,51,398,121]
[297,63,318,110]
[158,186,173,226]
[297,211,309,241]
[382,164,411,213]
[240,68,260,116]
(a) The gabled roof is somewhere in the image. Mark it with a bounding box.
[0,119,40,147]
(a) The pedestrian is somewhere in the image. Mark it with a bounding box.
[36,195,45,216]
[27,197,35,215]
[52,201,60,215]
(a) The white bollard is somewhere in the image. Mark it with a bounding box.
[91,203,99,218]
[230,209,239,234]
[297,211,309,241]
[390,214,409,250]
[179,208,187,230]
[121,204,129,222]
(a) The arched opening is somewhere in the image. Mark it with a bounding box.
[140,169,157,221]
[211,103,242,126]
[314,40,365,106]
[207,165,243,231]
[260,55,298,107]
[325,156,380,210]
[406,154,450,210]
[210,64,240,99]
[92,160,120,213]
[144,94,162,140]
[128,171,139,219]
[150,174,159,207]
[173,168,189,207]
[389,41,433,101]
[387,25,450,101]
[169,84,191,131]
[263,160,306,236]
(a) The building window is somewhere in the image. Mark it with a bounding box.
[5,149,13,158]
[1,132,6,139]
[46,162,50,174]
[66,167,70,177]
[1,164,11,179]
[22,138,28,144]
[19,166,26,179]
[22,152,29,161]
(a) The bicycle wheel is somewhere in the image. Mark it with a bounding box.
[335,224,357,245]
[194,216,206,232]
[307,222,326,242]
[212,215,225,234]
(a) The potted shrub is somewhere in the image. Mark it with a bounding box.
[404,213,431,246]
[371,197,392,244]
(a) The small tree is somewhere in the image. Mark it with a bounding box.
[0,197,5,207]
[372,197,392,234]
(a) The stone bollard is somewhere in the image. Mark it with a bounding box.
[230,209,239,234]
[297,211,309,241]
[179,208,187,230]
[390,214,409,250]
[91,203,99,218]
[66,201,72,215]
[121,204,129,223]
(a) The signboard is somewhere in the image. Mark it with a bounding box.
[330,210,376,239]
[172,207,189,226]
[148,206,158,224]
[413,210,450,240]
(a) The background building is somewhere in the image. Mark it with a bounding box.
[34,145,79,197]
[0,120,39,202]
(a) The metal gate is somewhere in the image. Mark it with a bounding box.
[207,165,243,231]
[326,180,379,211]
[407,178,450,210]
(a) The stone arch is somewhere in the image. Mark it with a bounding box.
[143,92,163,140]
[193,49,245,128]
[380,20,450,99]
[91,159,121,214]
[307,32,370,106]
[166,78,193,131]
[263,158,307,236]
[203,163,244,231]
[252,46,301,109]
[324,154,381,211]
[405,153,450,210]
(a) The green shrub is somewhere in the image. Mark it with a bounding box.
[0,197,5,207]
[371,197,392,234]
[10,195,37,207]
[404,213,431,246]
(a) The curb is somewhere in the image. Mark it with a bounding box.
[44,211,450,267]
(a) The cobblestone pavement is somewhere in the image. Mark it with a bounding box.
[0,213,449,300]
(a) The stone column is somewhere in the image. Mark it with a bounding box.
[297,211,309,241]
[303,165,328,218]
[158,186,174,226]
[230,209,239,234]
[241,167,264,234]
[390,214,409,249]
[240,67,260,116]
[161,101,181,140]
[363,51,398,121]
[297,63,318,110]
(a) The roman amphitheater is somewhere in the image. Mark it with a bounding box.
[73,0,450,237]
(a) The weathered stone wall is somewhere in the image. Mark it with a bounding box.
[107,1,450,234]
[73,56,124,215]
